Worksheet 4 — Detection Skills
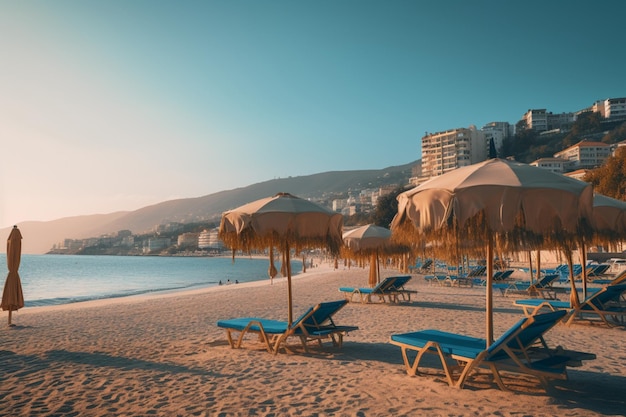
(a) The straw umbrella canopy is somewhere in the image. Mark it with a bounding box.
[219,192,343,325]
[1,226,24,326]
[590,194,626,243]
[574,193,626,298]
[391,158,594,346]
[342,224,400,287]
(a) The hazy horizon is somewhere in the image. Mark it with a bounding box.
[2,1,625,228]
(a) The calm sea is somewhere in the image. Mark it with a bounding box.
[0,254,301,307]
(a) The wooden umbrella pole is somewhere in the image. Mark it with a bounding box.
[286,244,293,327]
[486,233,494,347]
[8,310,12,326]
[580,242,588,300]
[536,249,541,282]
[376,250,380,285]
[565,250,580,308]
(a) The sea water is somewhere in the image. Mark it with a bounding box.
[0,254,300,307]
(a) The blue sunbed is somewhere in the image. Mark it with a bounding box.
[389,310,595,390]
[217,299,358,354]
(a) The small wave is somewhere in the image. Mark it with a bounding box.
[24,281,221,307]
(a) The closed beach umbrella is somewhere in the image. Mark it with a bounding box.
[343,224,393,287]
[392,158,593,345]
[219,192,343,325]
[1,226,24,326]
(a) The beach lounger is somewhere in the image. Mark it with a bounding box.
[441,266,488,287]
[424,274,447,286]
[443,274,474,287]
[471,269,515,287]
[339,275,416,303]
[587,263,610,277]
[386,275,418,302]
[591,269,626,286]
[499,274,560,299]
[409,258,433,273]
[514,284,626,327]
[389,310,595,390]
[493,269,515,281]
[216,300,358,354]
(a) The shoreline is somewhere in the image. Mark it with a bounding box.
[15,260,336,315]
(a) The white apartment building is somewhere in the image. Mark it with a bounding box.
[420,126,487,182]
[198,228,223,250]
[177,232,200,247]
[592,97,626,120]
[144,237,171,253]
[554,140,611,170]
[332,198,348,212]
[521,109,575,132]
[521,109,548,131]
[529,157,569,173]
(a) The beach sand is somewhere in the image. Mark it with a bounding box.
[1,263,625,416]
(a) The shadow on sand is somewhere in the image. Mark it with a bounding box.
[0,349,221,378]
[327,344,626,415]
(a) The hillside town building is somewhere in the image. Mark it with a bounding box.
[553,140,612,171]
[417,126,487,184]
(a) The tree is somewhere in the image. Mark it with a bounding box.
[584,146,626,200]
[488,138,498,159]
[372,186,408,228]
[602,121,626,144]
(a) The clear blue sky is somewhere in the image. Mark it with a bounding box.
[1,1,625,228]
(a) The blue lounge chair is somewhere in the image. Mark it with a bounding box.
[409,258,433,273]
[499,274,560,298]
[591,269,626,286]
[387,275,417,301]
[587,263,610,277]
[339,275,416,303]
[424,274,447,286]
[514,284,626,327]
[216,300,358,354]
[442,266,487,287]
[389,310,595,390]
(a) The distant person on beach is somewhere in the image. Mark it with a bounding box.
[235,280,239,284]
[218,280,223,286]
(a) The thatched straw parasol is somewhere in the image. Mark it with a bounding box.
[391,158,593,345]
[219,192,343,325]
[342,224,410,287]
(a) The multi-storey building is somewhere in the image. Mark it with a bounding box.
[198,228,223,250]
[554,140,611,170]
[521,109,548,131]
[521,109,575,132]
[419,126,486,182]
[143,237,171,253]
[592,97,626,120]
[177,232,200,248]
[529,157,569,173]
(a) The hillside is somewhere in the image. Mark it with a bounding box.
[4,160,418,254]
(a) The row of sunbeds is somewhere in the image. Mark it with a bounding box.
[216,275,418,357]
[214,271,626,391]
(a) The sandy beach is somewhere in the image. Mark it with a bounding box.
[1,263,625,417]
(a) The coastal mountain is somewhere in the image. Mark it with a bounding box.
[6,160,418,254]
